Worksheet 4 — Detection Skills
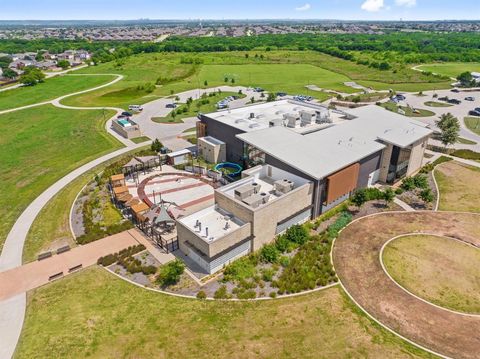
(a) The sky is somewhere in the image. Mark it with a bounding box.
[0,0,478,21]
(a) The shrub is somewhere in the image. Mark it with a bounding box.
[395,188,404,195]
[413,174,429,189]
[214,285,231,299]
[223,255,257,282]
[261,268,276,282]
[420,156,452,173]
[97,254,117,266]
[196,290,207,299]
[234,289,256,300]
[141,265,157,275]
[279,255,290,267]
[419,188,434,203]
[156,259,185,287]
[275,234,290,252]
[269,291,277,298]
[401,176,416,191]
[260,244,280,263]
[327,212,352,239]
[285,224,309,245]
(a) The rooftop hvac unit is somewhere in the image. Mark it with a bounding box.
[274,179,294,195]
[249,112,255,119]
[259,192,270,204]
[252,182,261,194]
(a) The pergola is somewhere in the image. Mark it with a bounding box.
[122,157,143,185]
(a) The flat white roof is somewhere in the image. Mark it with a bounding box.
[202,99,345,133]
[237,105,432,180]
[167,149,191,157]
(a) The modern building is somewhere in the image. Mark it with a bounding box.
[112,117,141,139]
[197,136,226,163]
[197,100,432,216]
[176,164,313,274]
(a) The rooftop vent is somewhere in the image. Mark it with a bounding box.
[250,112,255,119]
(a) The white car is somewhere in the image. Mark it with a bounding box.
[128,105,143,112]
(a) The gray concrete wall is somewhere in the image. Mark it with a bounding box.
[407,137,428,176]
[379,143,393,183]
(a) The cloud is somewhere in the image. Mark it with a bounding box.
[295,3,311,11]
[361,0,384,12]
[395,0,416,6]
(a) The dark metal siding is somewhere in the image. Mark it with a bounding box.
[199,115,245,163]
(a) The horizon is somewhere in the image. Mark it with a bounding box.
[1,0,479,22]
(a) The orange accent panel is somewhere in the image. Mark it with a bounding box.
[326,163,359,204]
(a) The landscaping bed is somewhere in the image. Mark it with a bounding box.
[379,102,435,117]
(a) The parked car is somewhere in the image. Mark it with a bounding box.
[166,103,177,108]
[438,96,449,101]
[395,94,406,101]
[276,92,287,97]
[464,96,475,101]
[475,107,480,112]
[451,88,460,93]
[121,111,133,117]
[254,87,264,92]
[447,99,461,105]
[128,105,143,112]
[468,110,480,117]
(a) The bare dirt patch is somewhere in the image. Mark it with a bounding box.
[333,212,480,359]
[383,234,480,314]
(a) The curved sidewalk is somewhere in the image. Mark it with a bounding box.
[333,211,480,359]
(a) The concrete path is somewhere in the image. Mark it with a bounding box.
[393,197,415,212]
[0,230,139,302]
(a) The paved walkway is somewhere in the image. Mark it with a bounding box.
[333,211,480,359]
[393,197,415,212]
[0,230,139,302]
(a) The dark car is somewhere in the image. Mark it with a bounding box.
[254,87,264,92]
[468,110,480,117]
[438,96,449,101]
[447,99,461,105]
[474,107,480,112]
[395,94,406,101]
[451,88,460,93]
[465,97,475,101]
[121,111,133,117]
[166,103,177,108]
[276,92,287,97]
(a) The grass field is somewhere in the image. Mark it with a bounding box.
[435,161,480,212]
[457,137,477,145]
[424,101,453,108]
[0,105,120,253]
[357,80,451,92]
[383,234,480,314]
[0,74,115,111]
[63,51,451,109]
[464,116,480,136]
[130,136,151,144]
[15,267,434,359]
[379,102,435,117]
[418,63,480,78]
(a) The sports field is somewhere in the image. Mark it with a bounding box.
[15,267,434,359]
[0,105,120,253]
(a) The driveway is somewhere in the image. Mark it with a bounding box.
[400,89,480,150]
[333,211,480,359]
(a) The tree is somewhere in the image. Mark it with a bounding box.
[150,138,163,152]
[19,67,45,86]
[0,56,12,69]
[231,78,235,84]
[1,68,17,79]
[156,259,185,286]
[224,77,228,82]
[436,113,460,148]
[419,188,434,203]
[266,93,276,102]
[383,188,395,206]
[351,189,368,207]
[204,80,208,87]
[457,72,474,87]
[250,96,255,104]
[57,59,70,69]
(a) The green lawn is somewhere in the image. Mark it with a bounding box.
[424,101,453,108]
[63,51,449,108]
[418,63,480,79]
[464,116,480,136]
[0,74,115,111]
[457,137,477,145]
[383,234,480,314]
[153,91,244,123]
[0,105,121,253]
[379,102,435,117]
[130,136,151,144]
[16,267,434,359]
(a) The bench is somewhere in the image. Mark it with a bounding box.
[37,251,52,261]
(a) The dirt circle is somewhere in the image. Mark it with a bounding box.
[332,211,480,359]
